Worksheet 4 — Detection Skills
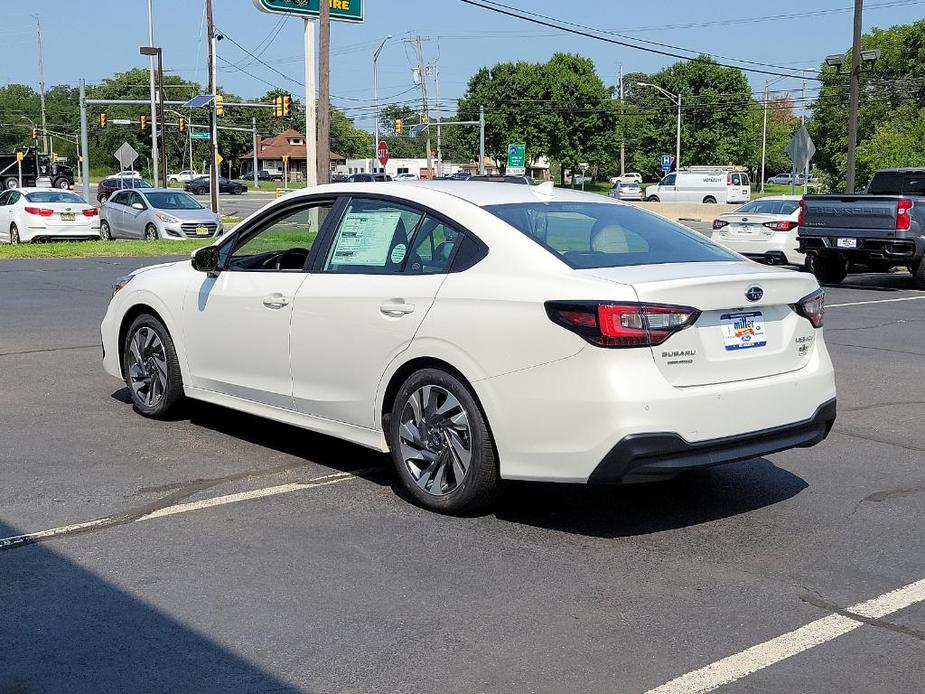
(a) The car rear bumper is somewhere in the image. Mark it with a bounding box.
[798,235,921,263]
[589,398,836,483]
[711,232,805,265]
[23,223,100,242]
[476,337,836,483]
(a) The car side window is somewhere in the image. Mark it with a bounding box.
[661,174,676,186]
[405,216,463,274]
[227,200,333,272]
[730,173,741,186]
[0,191,9,206]
[323,198,425,274]
[8,191,21,205]
[111,191,126,206]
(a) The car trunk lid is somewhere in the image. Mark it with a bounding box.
[801,195,899,232]
[582,262,820,387]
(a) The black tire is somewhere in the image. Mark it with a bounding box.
[3,177,17,190]
[646,195,660,203]
[53,178,70,190]
[388,368,501,514]
[811,255,849,284]
[703,196,717,204]
[9,224,20,244]
[100,220,113,240]
[144,224,159,241]
[98,194,109,204]
[122,314,183,418]
[912,259,925,290]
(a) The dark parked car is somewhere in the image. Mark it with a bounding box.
[251,169,283,182]
[184,176,246,195]
[346,173,391,182]
[96,176,153,204]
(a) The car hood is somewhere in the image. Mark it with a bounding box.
[127,260,182,278]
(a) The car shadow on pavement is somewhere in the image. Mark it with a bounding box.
[0,520,301,693]
[493,459,807,538]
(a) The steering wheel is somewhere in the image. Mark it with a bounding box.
[269,247,309,271]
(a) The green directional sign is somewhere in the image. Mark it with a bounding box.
[507,143,526,175]
[189,131,211,140]
[252,0,364,22]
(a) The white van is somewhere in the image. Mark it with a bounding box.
[645,168,751,204]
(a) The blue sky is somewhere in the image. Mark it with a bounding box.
[1,0,922,131]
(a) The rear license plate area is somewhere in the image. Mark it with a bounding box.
[721,311,767,351]
[837,237,857,249]
[60,213,75,221]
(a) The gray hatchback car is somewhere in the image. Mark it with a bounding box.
[99,188,223,240]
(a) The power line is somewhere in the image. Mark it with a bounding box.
[459,0,825,80]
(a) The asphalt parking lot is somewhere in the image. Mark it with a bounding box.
[1,256,923,693]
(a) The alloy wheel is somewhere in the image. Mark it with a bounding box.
[10,225,20,244]
[398,385,472,496]
[144,225,158,240]
[127,326,168,408]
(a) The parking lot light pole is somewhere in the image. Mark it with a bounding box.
[636,82,681,171]
[373,35,392,170]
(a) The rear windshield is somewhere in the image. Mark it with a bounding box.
[735,199,799,215]
[485,202,737,269]
[145,192,202,210]
[25,191,85,204]
[867,172,925,195]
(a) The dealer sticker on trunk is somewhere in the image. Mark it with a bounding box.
[720,311,767,351]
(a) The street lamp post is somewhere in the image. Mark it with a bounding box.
[140,45,167,187]
[373,35,392,173]
[145,0,159,186]
[636,82,681,171]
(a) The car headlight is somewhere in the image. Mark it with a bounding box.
[111,274,134,297]
[155,212,179,224]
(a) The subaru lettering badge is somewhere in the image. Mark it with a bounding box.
[745,285,764,302]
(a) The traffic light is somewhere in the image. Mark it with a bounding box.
[178,116,186,132]
[99,113,108,129]
[273,95,283,118]
[395,119,403,134]
[215,94,224,117]
[282,94,292,117]
[31,127,38,140]
[140,114,147,130]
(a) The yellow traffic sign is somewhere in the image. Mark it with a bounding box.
[217,153,224,165]
[16,151,24,161]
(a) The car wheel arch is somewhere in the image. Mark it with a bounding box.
[117,301,187,380]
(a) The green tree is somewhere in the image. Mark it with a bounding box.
[810,19,925,187]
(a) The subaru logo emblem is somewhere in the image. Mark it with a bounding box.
[745,285,764,302]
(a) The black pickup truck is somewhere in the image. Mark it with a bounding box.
[797,168,925,288]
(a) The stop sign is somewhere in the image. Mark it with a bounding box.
[377,140,389,167]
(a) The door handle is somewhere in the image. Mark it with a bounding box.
[379,302,415,317]
[262,294,290,309]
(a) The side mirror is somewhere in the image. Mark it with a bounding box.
[191,245,221,273]
[131,202,145,210]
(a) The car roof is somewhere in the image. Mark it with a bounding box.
[8,187,83,194]
[874,168,925,174]
[745,195,802,201]
[294,180,624,208]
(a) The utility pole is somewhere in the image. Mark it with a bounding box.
[252,116,259,189]
[435,63,442,178]
[373,36,392,171]
[304,19,318,187]
[479,105,486,175]
[144,1,159,185]
[619,64,625,177]
[846,0,864,193]
[78,79,90,202]
[760,84,769,194]
[316,0,330,185]
[157,49,168,186]
[407,35,432,179]
[206,0,219,213]
[33,15,49,155]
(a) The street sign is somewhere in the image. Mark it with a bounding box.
[217,153,224,165]
[114,142,139,170]
[507,143,526,176]
[252,0,364,22]
[189,131,210,140]
[787,125,816,172]
[110,119,132,126]
[377,140,389,167]
[659,153,674,172]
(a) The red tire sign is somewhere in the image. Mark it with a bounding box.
[377,140,389,167]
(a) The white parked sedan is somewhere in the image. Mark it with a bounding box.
[0,188,100,243]
[711,196,805,268]
[101,182,836,513]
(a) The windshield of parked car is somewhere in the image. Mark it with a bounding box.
[105,178,151,188]
[485,202,738,269]
[735,199,799,215]
[25,191,85,204]
[144,192,203,210]
[866,172,925,195]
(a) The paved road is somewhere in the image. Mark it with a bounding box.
[0,257,923,693]
[191,191,278,220]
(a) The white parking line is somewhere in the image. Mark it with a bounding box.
[0,471,361,550]
[645,577,925,694]
[828,296,925,308]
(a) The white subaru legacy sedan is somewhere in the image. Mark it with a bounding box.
[101,182,836,514]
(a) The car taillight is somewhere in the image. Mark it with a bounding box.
[24,206,54,217]
[896,199,913,231]
[545,301,700,348]
[762,220,797,231]
[793,288,825,328]
[712,219,728,230]
[82,208,98,217]
[797,199,805,227]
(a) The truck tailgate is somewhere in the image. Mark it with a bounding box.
[801,195,899,233]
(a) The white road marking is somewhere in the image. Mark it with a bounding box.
[646,577,925,694]
[0,471,360,550]
[828,295,925,308]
